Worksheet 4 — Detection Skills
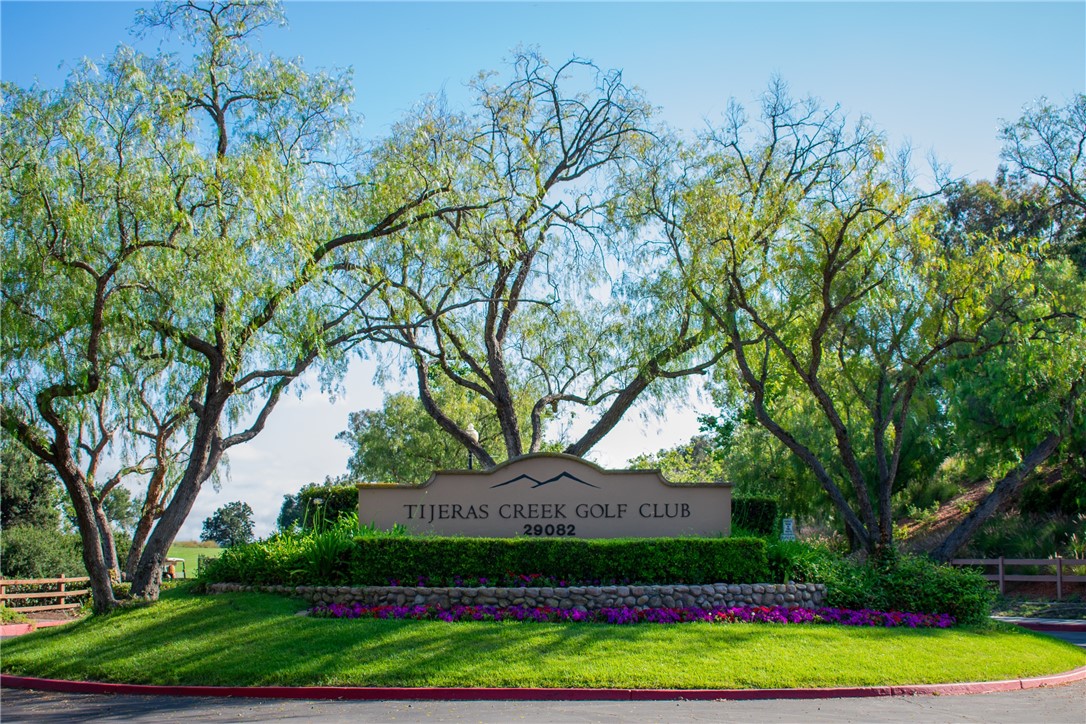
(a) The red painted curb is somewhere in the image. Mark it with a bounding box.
[3,667,1085,701]
[0,620,74,637]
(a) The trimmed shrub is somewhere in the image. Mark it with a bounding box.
[350,537,768,586]
[204,535,770,587]
[732,497,779,537]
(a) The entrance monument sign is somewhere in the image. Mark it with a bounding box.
[357,453,733,537]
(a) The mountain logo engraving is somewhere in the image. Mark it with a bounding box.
[490,471,600,489]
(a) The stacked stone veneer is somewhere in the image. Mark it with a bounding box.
[209,582,825,610]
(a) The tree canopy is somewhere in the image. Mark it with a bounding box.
[3,1,1081,593]
[201,500,255,548]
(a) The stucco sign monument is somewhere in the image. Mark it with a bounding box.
[356,453,733,537]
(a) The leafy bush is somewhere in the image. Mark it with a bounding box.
[0,525,85,579]
[203,515,391,585]
[0,604,30,624]
[966,512,1085,559]
[732,497,780,536]
[1019,471,1086,516]
[764,539,840,583]
[298,484,357,529]
[763,541,993,625]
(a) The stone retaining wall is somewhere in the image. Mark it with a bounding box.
[209,582,826,610]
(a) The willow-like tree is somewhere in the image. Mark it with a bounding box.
[363,53,727,466]
[638,82,1045,553]
[931,95,1086,560]
[1,1,471,608]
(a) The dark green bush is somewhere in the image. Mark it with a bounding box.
[0,525,85,578]
[732,497,779,537]
[349,537,768,586]
[762,541,993,625]
[205,535,769,587]
[298,484,357,529]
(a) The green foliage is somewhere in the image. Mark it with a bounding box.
[298,484,358,529]
[0,436,62,530]
[627,435,726,483]
[0,526,85,578]
[203,515,390,585]
[337,392,469,484]
[965,512,1086,559]
[276,491,304,533]
[200,502,255,548]
[769,544,995,625]
[1019,474,1086,516]
[732,497,780,537]
[206,535,769,587]
[0,604,30,624]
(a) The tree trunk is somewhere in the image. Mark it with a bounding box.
[931,432,1062,562]
[125,510,157,581]
[60,473,117,613]
[128,404,225,599]
[93,500,120,582]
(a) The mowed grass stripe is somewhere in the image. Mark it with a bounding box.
[2,590,1082,689]
[165,543,224,577]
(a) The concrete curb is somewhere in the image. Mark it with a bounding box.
[3,666,1085,701]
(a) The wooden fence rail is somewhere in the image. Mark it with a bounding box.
[950,557,1086,600]
[0,575,91,613]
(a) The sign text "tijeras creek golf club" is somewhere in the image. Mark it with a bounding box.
[357,454,733,538]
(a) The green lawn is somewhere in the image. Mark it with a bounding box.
[2,589,1082,689]
[165,543,224,578]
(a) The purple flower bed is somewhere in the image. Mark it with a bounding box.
[309,602,955,628]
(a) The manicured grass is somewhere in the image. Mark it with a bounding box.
[165,543,223,578]
[2,589,1082,689]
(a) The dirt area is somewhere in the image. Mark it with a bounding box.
[20,608,86,624]
[897,482,1005,553]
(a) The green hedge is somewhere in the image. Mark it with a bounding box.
[205,535,770,587]
[298,484,357,529]
[732,497,779,536]
[347,537,769,586]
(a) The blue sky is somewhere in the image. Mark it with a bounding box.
[3,1,1084,538]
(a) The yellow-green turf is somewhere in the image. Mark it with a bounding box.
[2,590,1082,689]
[164,544,224,578]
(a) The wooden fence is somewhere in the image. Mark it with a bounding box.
[950,557,1086,600]
[0,574,91,613]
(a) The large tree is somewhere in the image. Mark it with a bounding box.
[361,53,727,467]
[930,96,1086,561]
[638,81,1042,553]
[2,1,469,609]
[201,500,254,547]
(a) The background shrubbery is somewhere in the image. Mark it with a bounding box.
[0,526,86,579]
[731,497,779,537]
[764,540,995,625]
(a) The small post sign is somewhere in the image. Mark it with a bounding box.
[357,453,733,538]
[781,517,796,541]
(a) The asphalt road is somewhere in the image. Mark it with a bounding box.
[2,682,1085,724]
